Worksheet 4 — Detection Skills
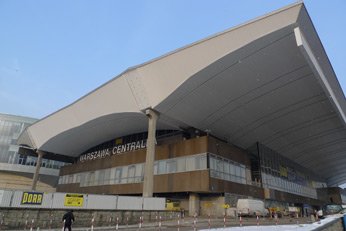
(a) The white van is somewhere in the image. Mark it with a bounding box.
[237,199,268,217]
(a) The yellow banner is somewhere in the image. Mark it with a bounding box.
[64,194,84,207]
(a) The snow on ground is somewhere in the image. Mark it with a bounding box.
[200,215,344,231]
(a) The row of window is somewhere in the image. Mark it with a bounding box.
[59,153,208,186]
[258,143,322,186]
[262,173,317,199]
[0,115,70,172]
[59,153,251,187]
[4,152,67,169]
[209,154,247,184]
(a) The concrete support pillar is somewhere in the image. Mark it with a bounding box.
[143,109,159,197]
[31,150,45,191]
[189,193,200,216]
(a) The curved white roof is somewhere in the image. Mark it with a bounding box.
[18,3,346,186]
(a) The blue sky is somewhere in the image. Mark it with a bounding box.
[0,0,345,119]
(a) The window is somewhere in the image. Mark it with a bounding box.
[186,156,195,171]
[83,172,94,186]
[158,161,166,174]
[121,167,128,183]
[68,175,73,184]
[196,154,207,170]
[115,168,122,184]
[128,165,136,183]
[210,156,216,170]
[154,163,158,175]
[166,160,177,173]
[80,173,86,186]
[104,169,111,184]
[135,164,144,182]
[98,170,105,185]
[177,157,186,172]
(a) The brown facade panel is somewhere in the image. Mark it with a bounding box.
[207,136,251,166]
[58,183,143,195]
[210,178,264,199]
[154,170,210,193]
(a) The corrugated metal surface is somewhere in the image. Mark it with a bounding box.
[87,194,117,210]
[0,190,13,207]
[51,192,87,209]
[117,196,143,210]
[143,197,165,210]
[11,191,53,208]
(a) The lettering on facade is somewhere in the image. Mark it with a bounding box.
[79,139,147,162]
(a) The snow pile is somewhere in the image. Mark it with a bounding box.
[200,215,343,231]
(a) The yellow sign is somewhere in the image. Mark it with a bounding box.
[115,138,123,145]
[203,202,213,208]
[279,165,288,178]
[64,194,84,207]
[222,204,230,209]
[21,192,43,205]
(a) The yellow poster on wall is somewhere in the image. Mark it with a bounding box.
[64,194,84,207]
[279,165,288,178]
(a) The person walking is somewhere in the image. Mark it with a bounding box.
[62,210,75,231]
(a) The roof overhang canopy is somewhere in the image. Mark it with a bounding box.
[18,3,346,186]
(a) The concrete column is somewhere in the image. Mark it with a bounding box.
[143,109,159,197]
[189,193,200,216]
[31,150,45,191]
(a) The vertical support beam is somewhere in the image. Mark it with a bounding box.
[189,193,200,216]
[32,150,45,191]
[143,109,159,197]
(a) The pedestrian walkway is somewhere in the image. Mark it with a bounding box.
[2,215,326,231]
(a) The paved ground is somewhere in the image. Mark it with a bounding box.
[58,216,317,231]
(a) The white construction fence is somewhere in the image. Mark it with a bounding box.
[0,189,165,210]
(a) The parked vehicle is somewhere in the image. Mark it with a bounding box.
[322,204,342,215]
[237,199,268,217]
[288,206,300,217]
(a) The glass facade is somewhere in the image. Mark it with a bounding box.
[209,154,247,184]
[255,143,326,199]
[58,152,251,187]
[0,113,66,170]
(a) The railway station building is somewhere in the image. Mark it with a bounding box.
[18,3,346,216]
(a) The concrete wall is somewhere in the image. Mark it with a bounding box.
[317,187,343,204]
[0,208,178,230]
[200,196,226,217]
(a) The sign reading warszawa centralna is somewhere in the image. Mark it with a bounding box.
[79,139,147,162]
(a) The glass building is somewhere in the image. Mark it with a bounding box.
[0,113,67,191]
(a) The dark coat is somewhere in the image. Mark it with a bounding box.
[62,211,75,225]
